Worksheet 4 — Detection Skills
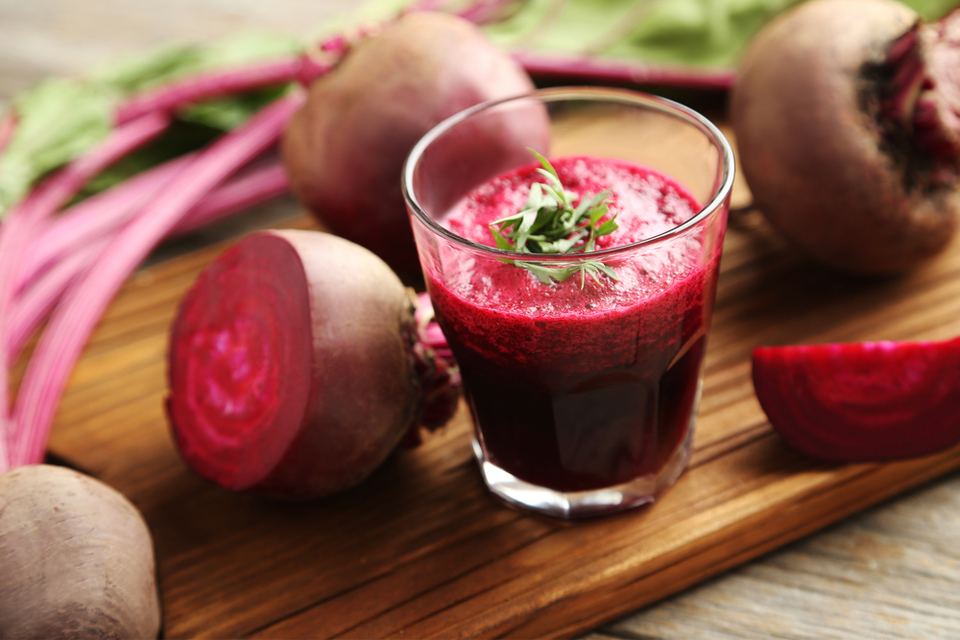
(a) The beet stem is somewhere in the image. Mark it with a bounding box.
[169,158,290,236]
[410,292,460,435]
[0,111,170,472]
[454,0,519,25]
[404,0,446,11]
[0,199,46,471]
[115,56,305,124]
[7,239,104,365]
[17,151,287,297]
[413,292,454,361]
[16,154,192,295]
[8,93,302,467]
[16,111,171,224]
[512,50,736,90]
[0,110,15,161]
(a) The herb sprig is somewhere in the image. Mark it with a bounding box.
[489,150,619,287]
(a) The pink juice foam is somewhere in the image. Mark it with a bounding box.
[427,156,722,492]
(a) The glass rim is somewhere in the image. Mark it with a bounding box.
[401,86,736,262]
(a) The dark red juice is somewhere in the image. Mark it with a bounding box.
[428,156,722,492]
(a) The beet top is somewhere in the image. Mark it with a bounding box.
[166,230,459,499]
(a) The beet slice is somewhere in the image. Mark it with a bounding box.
[752,338,960,462]
[166,229,458,499]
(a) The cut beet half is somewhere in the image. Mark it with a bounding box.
[752,337,960,462]
[167,233,313,492]
[166,230,460,500]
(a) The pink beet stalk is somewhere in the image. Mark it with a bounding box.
[116,56,308,124]
[14,111,171,223]
[0,197,57,472]
[513,50,737,91]
[411,292,460,437]
[454,0,520,25]
[8,92,303,468]
[0,110,15,159]
[115,36,360,125]
[169,159,290,236]
[0,111,170,473]
[1,110,172,305]
[17,152,287,295]
[414,292,454,363]
[7,239,106,364]
[16,154,191,294]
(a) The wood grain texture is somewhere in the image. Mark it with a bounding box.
[588,473,960,640]
[4,1,960,638]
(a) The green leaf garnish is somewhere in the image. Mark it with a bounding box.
[489,149,619,287]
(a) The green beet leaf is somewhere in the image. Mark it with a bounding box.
[0,31,302,218]
[0,78,114,215]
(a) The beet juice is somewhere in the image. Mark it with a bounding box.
[404,88,734,518]
[426,156,722,496]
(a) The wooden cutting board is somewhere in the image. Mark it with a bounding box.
[35,128,960,639]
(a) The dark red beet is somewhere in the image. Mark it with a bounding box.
[166,229,459,499]
[731,0,960,275]
[752,338,960,462]
[281,11,540,275]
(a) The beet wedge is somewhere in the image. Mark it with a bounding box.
[752,337,960,462]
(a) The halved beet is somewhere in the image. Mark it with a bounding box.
[166,229,459,499]
[752,338,960,462]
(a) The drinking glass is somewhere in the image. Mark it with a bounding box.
[403,87,734,519]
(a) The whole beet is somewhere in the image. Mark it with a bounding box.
[731,0,960,275]
[167,229,459,499]
[0,465,161,639]
[281,11,538,275]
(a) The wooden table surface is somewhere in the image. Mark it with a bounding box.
[4,1,960,638]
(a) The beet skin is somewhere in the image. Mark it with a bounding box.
[0,465,161,639]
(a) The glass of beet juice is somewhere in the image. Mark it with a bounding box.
[403,87,734,519]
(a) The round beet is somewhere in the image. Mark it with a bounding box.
[166,230,458,499]
[281,11,540,274]
[730,0,960,275]
[0,465,161,639]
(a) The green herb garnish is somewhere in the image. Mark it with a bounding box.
[489,149,620,287]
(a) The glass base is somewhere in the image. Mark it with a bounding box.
[472,419,695,520]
